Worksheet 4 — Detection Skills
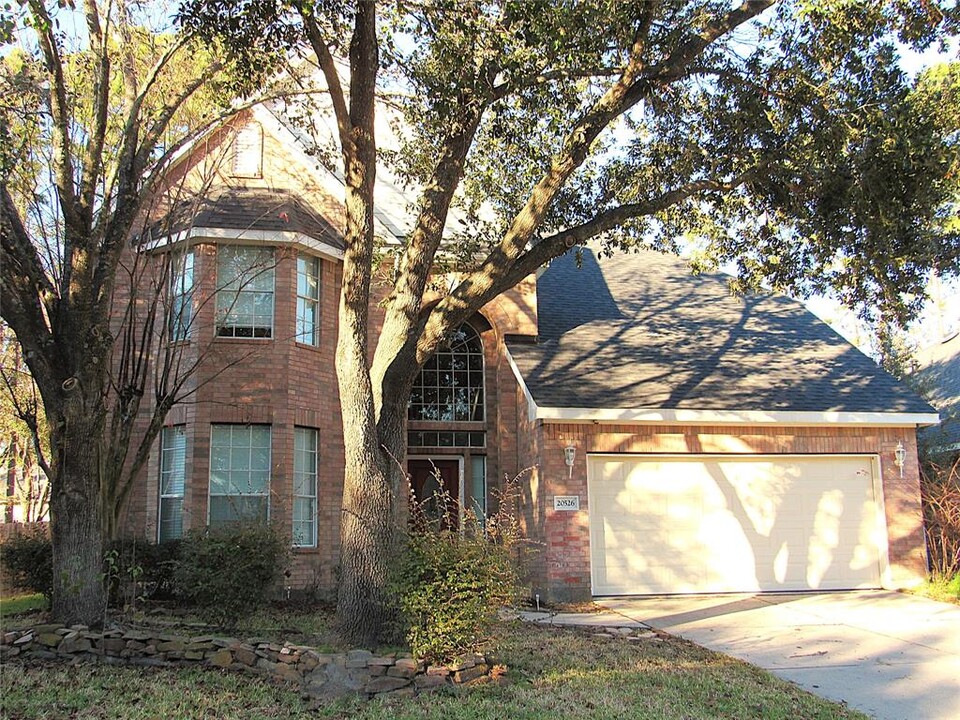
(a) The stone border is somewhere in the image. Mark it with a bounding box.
[0,624,503,700]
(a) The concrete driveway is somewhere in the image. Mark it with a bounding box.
[598,591,960,720]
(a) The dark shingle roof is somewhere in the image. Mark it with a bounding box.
[915,333,960,447]
[149,188,343,249]
[506,248,935,415]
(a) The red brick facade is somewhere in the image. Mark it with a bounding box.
[520,420,927,602]
[118,110,929,601]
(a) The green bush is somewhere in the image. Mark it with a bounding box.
[0,529,53,599]
[389,478,526,662]
[104,538,182,608]
[173,523,291,625]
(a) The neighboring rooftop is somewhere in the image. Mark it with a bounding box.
[915,333,960,449]
[507,248,936,416]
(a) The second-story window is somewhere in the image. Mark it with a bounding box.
[296,254,320,346]
[169,250,194,341]
[216,246,275,338]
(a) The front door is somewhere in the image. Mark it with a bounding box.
[408,458,460,529]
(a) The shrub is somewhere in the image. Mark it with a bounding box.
[921,457,960,579]
[173,522,291,625]
[389,476,526,662]
[104,538,182,608]
[0,529,53,599]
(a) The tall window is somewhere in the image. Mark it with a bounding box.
[158,426,186,542]
[169,250,194,341]
[409,324,485,422]
[209,424,270,526]
[216,246,274,338]
[293,427,318,547]
[296,255,320,346]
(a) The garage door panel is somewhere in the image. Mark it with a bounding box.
[588,455,883,595]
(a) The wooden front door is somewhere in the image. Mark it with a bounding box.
[408,458,460,529]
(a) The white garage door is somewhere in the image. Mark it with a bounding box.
[588,455,885,595]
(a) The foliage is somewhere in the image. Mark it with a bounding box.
[173,523,291,625]
[920,457,960,579]
[104,538,182,609]
[910,573,960,605]
[0,325,49,523]
[0,529,53,600]
[176,0,960,644]
[0,0,285,625]
[389,480,525,661]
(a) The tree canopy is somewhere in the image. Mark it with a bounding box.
[177,0,960,643]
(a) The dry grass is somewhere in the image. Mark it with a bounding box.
[1,619,867,720]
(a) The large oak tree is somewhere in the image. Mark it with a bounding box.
[180,0,960,645]
[0,0,277,624]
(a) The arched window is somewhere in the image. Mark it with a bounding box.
[409,324,484,422]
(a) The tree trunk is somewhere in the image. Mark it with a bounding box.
[48,394,107,627]
[335,404,402,646]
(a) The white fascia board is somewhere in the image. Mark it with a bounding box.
[147,226,344,262]
[504,349,940,428]
[504,348,540,423]
[532,406,940,427]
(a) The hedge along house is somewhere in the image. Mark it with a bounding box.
[121,102,938,601]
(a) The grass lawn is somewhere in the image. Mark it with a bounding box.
[1,620,867,720]
[0,593,47,620]
[907,574,960,605]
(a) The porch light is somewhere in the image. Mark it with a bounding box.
[564,445,576,478]
[894,441,907,479]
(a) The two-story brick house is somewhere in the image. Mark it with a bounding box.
[120,102,938,602]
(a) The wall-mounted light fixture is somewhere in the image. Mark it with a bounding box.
[564,445,576,478]
[894,440,907,479]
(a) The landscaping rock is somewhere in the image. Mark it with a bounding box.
[59,635,92,654]
[33,624,65,634]
[36,633,63,647]
[365,676,411,694]
[454,664,489,684]
[208,650,233,668]
[2,622,501,703]
[234,647,257,666]
[387,665,417,679]
[414,674,448,690]
[100,638,127,654]
[275,664,302,684]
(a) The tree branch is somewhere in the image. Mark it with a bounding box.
[0,186,58,394]
[78,0,111,226]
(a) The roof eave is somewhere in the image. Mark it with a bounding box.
[142,226,345,261]
[530,405,941,428]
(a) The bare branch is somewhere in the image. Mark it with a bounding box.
[79,0,112,223]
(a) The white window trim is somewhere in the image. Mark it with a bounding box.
[293,427,318,548]
[215,246,276,339]
[158,425,186,542]
[169,250,194,342]
[296,254,321,347]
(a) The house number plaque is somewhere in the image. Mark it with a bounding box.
[553,495,580,511]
